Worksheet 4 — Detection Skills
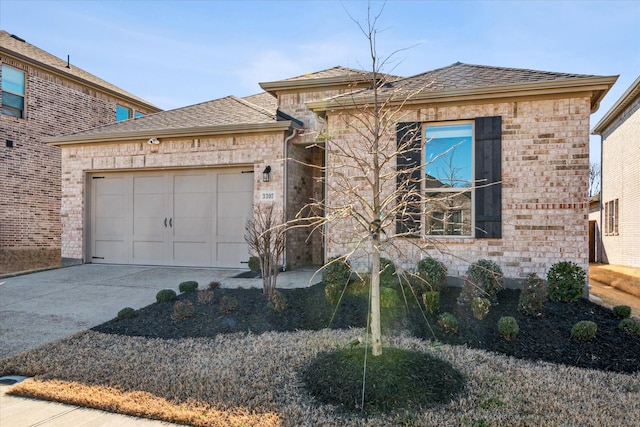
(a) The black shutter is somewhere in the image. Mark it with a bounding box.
[396,122,422,236]
[474,116,502,238]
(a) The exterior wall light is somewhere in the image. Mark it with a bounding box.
[263,165,271,182]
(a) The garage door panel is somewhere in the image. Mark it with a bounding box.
[134,175,165,193]
[217,217,247,239]
[132,241,164,264]
[95,240,126,263]
[134,194,164,217]
[94,218,124,237]
[174,193,208,217]
[218,192,252,217]
[174,174,209,192]
[173,242,209,265]
[217,243,249,267]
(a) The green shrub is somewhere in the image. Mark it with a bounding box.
[116,307,137,320]
[471,297,491,320]
[618,318,640,335]
[422,291,440,315]
[467,259,504,301]
[547,261,586,302]
[172,300,195,320]
[518,272,547,316]
[457,279,483,306]
[268,290,287,312]
[497,316,519,340]
[571,320,597,341]
[248,256,260,273]
[612,305,632,319]
[324,283,344,305]
[379,286,400,309]
[179,281,199,293]
[438,312,459,334]
[219,295,238,314]
[208,281,221,289]
[416,257,448,292]
[322,256,351,286]
[197,289,214,305]
[156,289,177,303]
[379,257,397,287]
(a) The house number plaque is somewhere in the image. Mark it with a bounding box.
[260,191,277,202]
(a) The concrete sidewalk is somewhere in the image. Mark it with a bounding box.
[0,263,319,426]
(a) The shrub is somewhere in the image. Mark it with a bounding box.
[417,257,448,292]
[612,305,632,319]
[547,261,586,303]
[179,281,199,293]
[197,289,214,305]
[267,290,287,312]
[422,291,440,315]
[467,259,504,301]
[571,320,597,341]
[322,256,351,286]
[518,272,547,316]
[248,256,260,273]
[156,289,177,303]
[438,312,459,334]
[618,318,640,335]
[457,279,483,306]
[116,307,137,320]
[219,295,238,314]
[379,257,397,287]
[172,300,195,320]
[497,316,519,340]
[324,283,344,305]
[208,281,221,289]
[471,297,491,320]
[379,286,400,309]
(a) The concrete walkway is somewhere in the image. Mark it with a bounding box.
[0,264,319,426]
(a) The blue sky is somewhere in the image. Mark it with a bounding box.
[1,0,638,160]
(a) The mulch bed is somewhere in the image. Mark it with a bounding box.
[93,283,640,373]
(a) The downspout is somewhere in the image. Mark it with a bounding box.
[283,128,298,270]
[599,134,604,264]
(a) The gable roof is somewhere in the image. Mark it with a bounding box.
[592,75,640,135]
[259,66,389,95]
[308,62,617,113]
[0,31,160,112]
[242,92,277,114]
[46,94,297,145]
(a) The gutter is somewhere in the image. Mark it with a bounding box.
[282,128,298,270]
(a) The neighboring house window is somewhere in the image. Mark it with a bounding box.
[116,105,131,122]
[396,117,502,239]
[134,111,144,119]
[1,65,25,119]
[605,199,619,236]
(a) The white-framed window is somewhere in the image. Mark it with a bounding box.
[424,122,474,237]
[605,198,619,236]
[1,65,26,119]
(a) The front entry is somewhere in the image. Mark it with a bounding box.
[89,168,253,268]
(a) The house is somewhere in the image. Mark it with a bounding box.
[592,75,640,268]
[46,63,616,279]
[0,31,161,274]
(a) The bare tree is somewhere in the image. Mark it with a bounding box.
[245,204,285,296]
[589,162,601,197]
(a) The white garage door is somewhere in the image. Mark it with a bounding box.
[90,168,254,268]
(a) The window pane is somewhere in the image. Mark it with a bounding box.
[1,65,25,95]
[116,105,130,122]
[425,123,473,188]
[425,191,472,236]
[134,111,144,118]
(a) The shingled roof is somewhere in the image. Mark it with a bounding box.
[0,31,160,112]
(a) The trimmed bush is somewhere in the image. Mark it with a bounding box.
[208,281,221,289]
[618,318,640,335]
[156,289,177,303]
[467,259,504,301]
[219,295,238,314]
[179,281,199,293]
[422,291,440,315]
[379,286,400,309]
[457,280,483,306]
[497,316,519,340]
[571,320,597,341]
[547,261,586,303]
[248,256,260,273]
[324,283,344,305]
[438,312,459,334]
[379,257,397,288]
[518,272,547,316]
[116,307,137,320]
[197,289,214,305]
[268,290,287,312]
[471,297,491,320]
[417,257,448,292]
[612,305,632,319]
[172,300,195,320]
[322,256,351,286]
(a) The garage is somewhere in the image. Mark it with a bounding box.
[89,168,254,268]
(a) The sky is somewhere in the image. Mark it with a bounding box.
[1,0,638,161]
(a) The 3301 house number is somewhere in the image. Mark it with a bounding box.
[260,191,276,202]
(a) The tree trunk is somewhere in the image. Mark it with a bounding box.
[370,241,382,356]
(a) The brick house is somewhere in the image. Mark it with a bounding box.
[592,75,640,268]
[0,31,161,274]
[47,63,616,279]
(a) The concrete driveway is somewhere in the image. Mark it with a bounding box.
[0,264,318,359]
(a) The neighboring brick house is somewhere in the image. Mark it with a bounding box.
[592,75,640,268]
[0,31,160,274]
[48,63,616,279]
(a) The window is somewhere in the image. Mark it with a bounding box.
[116,105,131,122]
[1,65,25,119]
[605,199,619,236]
[134,111,144,119]
[424,123,473,236]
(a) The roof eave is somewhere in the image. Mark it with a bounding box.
[259,74,375,96]
[0,47,161,112]
[592,75,640,135]
[46,121,299,146]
